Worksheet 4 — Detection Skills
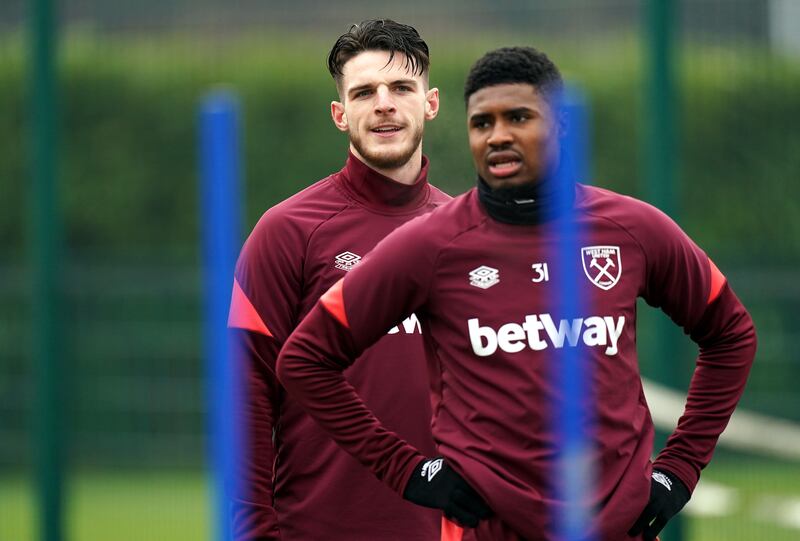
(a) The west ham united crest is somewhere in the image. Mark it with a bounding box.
[581,246,622,290]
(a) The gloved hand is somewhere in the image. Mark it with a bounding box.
[403,457,492,528]
[628,469,691,540]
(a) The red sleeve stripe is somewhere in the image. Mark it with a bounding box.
[227,278,273,337]
[440,518,463,541]
[707,257,727,304]
[320,278,350,329]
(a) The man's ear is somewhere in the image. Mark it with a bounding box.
[331,101,348,132]
[424,87,440,121]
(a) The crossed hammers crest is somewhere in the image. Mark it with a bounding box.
[582,246,621,290]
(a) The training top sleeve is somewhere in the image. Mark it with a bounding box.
[634,204,757,492]
[227,209,307,540]
[276,214,441,494]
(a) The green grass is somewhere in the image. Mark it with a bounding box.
[0,470,209,541]
[2,460,799,540]
[688,457,800,541]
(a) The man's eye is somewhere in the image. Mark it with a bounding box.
[395,85,412,92]
[354,89,372,98]
[511,114,529,123]
[472,120,491,129]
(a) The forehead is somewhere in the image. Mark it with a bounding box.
[341,50,423,89]
[467,83,549,115]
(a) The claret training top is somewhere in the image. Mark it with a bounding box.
[228,152,450,540]
[277,183,757,540]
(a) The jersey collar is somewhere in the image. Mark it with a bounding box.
[476,174,576,226]
[336,151,431,213]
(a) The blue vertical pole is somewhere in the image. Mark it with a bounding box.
[199,90,244,541]
[552,85,593,541]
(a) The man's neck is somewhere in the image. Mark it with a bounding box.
[350,146,423,186]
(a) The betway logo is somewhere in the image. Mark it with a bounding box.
[387,314,422,335]
[468,314,625,357]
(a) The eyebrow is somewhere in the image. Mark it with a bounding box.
[504,107,534,117]
[469,107,535,122]
[390,78,419,88]
[347,79,419,98]
[469,112,492,124]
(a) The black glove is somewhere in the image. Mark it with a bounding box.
[628,469,691,540]
[403,457,492,528]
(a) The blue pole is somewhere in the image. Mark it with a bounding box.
[199,90,244,541]
[552,85,594,541]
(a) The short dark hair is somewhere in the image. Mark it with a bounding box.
[327,19,430,89]
[464,46,563,104]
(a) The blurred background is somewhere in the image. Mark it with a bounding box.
[1,0,799,540]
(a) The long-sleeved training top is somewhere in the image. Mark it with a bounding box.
[228,152,450,540]
[277,184,757,540]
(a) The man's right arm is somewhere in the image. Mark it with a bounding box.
[228,328,283,540]
[227,211,306,540]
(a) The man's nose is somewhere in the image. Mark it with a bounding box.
[487,121,513,147]
[374,86,397,114]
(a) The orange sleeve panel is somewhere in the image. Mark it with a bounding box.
[228,278,273,337]
[441,517,464,541]
[320,278,350,329]
[707,258,727,305]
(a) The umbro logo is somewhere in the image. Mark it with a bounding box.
[421,458,443,482]
[334,251,361,271]
[469,265,500,289]
[652,471,672,491]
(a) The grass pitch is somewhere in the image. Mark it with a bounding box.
[1,458,799,540]
[0,470,209,541]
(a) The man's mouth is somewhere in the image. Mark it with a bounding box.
[487,152,523,178]
[371,125,403,138]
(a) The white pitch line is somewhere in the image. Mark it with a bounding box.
[642,378,800,529]
[753,496,800,530]
[643,378,800,462]
[684,479,739,517]
[681,479,800,532]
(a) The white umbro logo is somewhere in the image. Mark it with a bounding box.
[421,458,443,482]
[334,251,361,271]
[652,471,672,491]
[469,265,500,289]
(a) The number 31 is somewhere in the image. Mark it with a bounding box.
[531,263,549,283]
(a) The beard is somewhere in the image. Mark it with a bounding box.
[349,122,424,170]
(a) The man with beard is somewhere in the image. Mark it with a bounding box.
[227,19,449,540]
[276,47,756,540]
